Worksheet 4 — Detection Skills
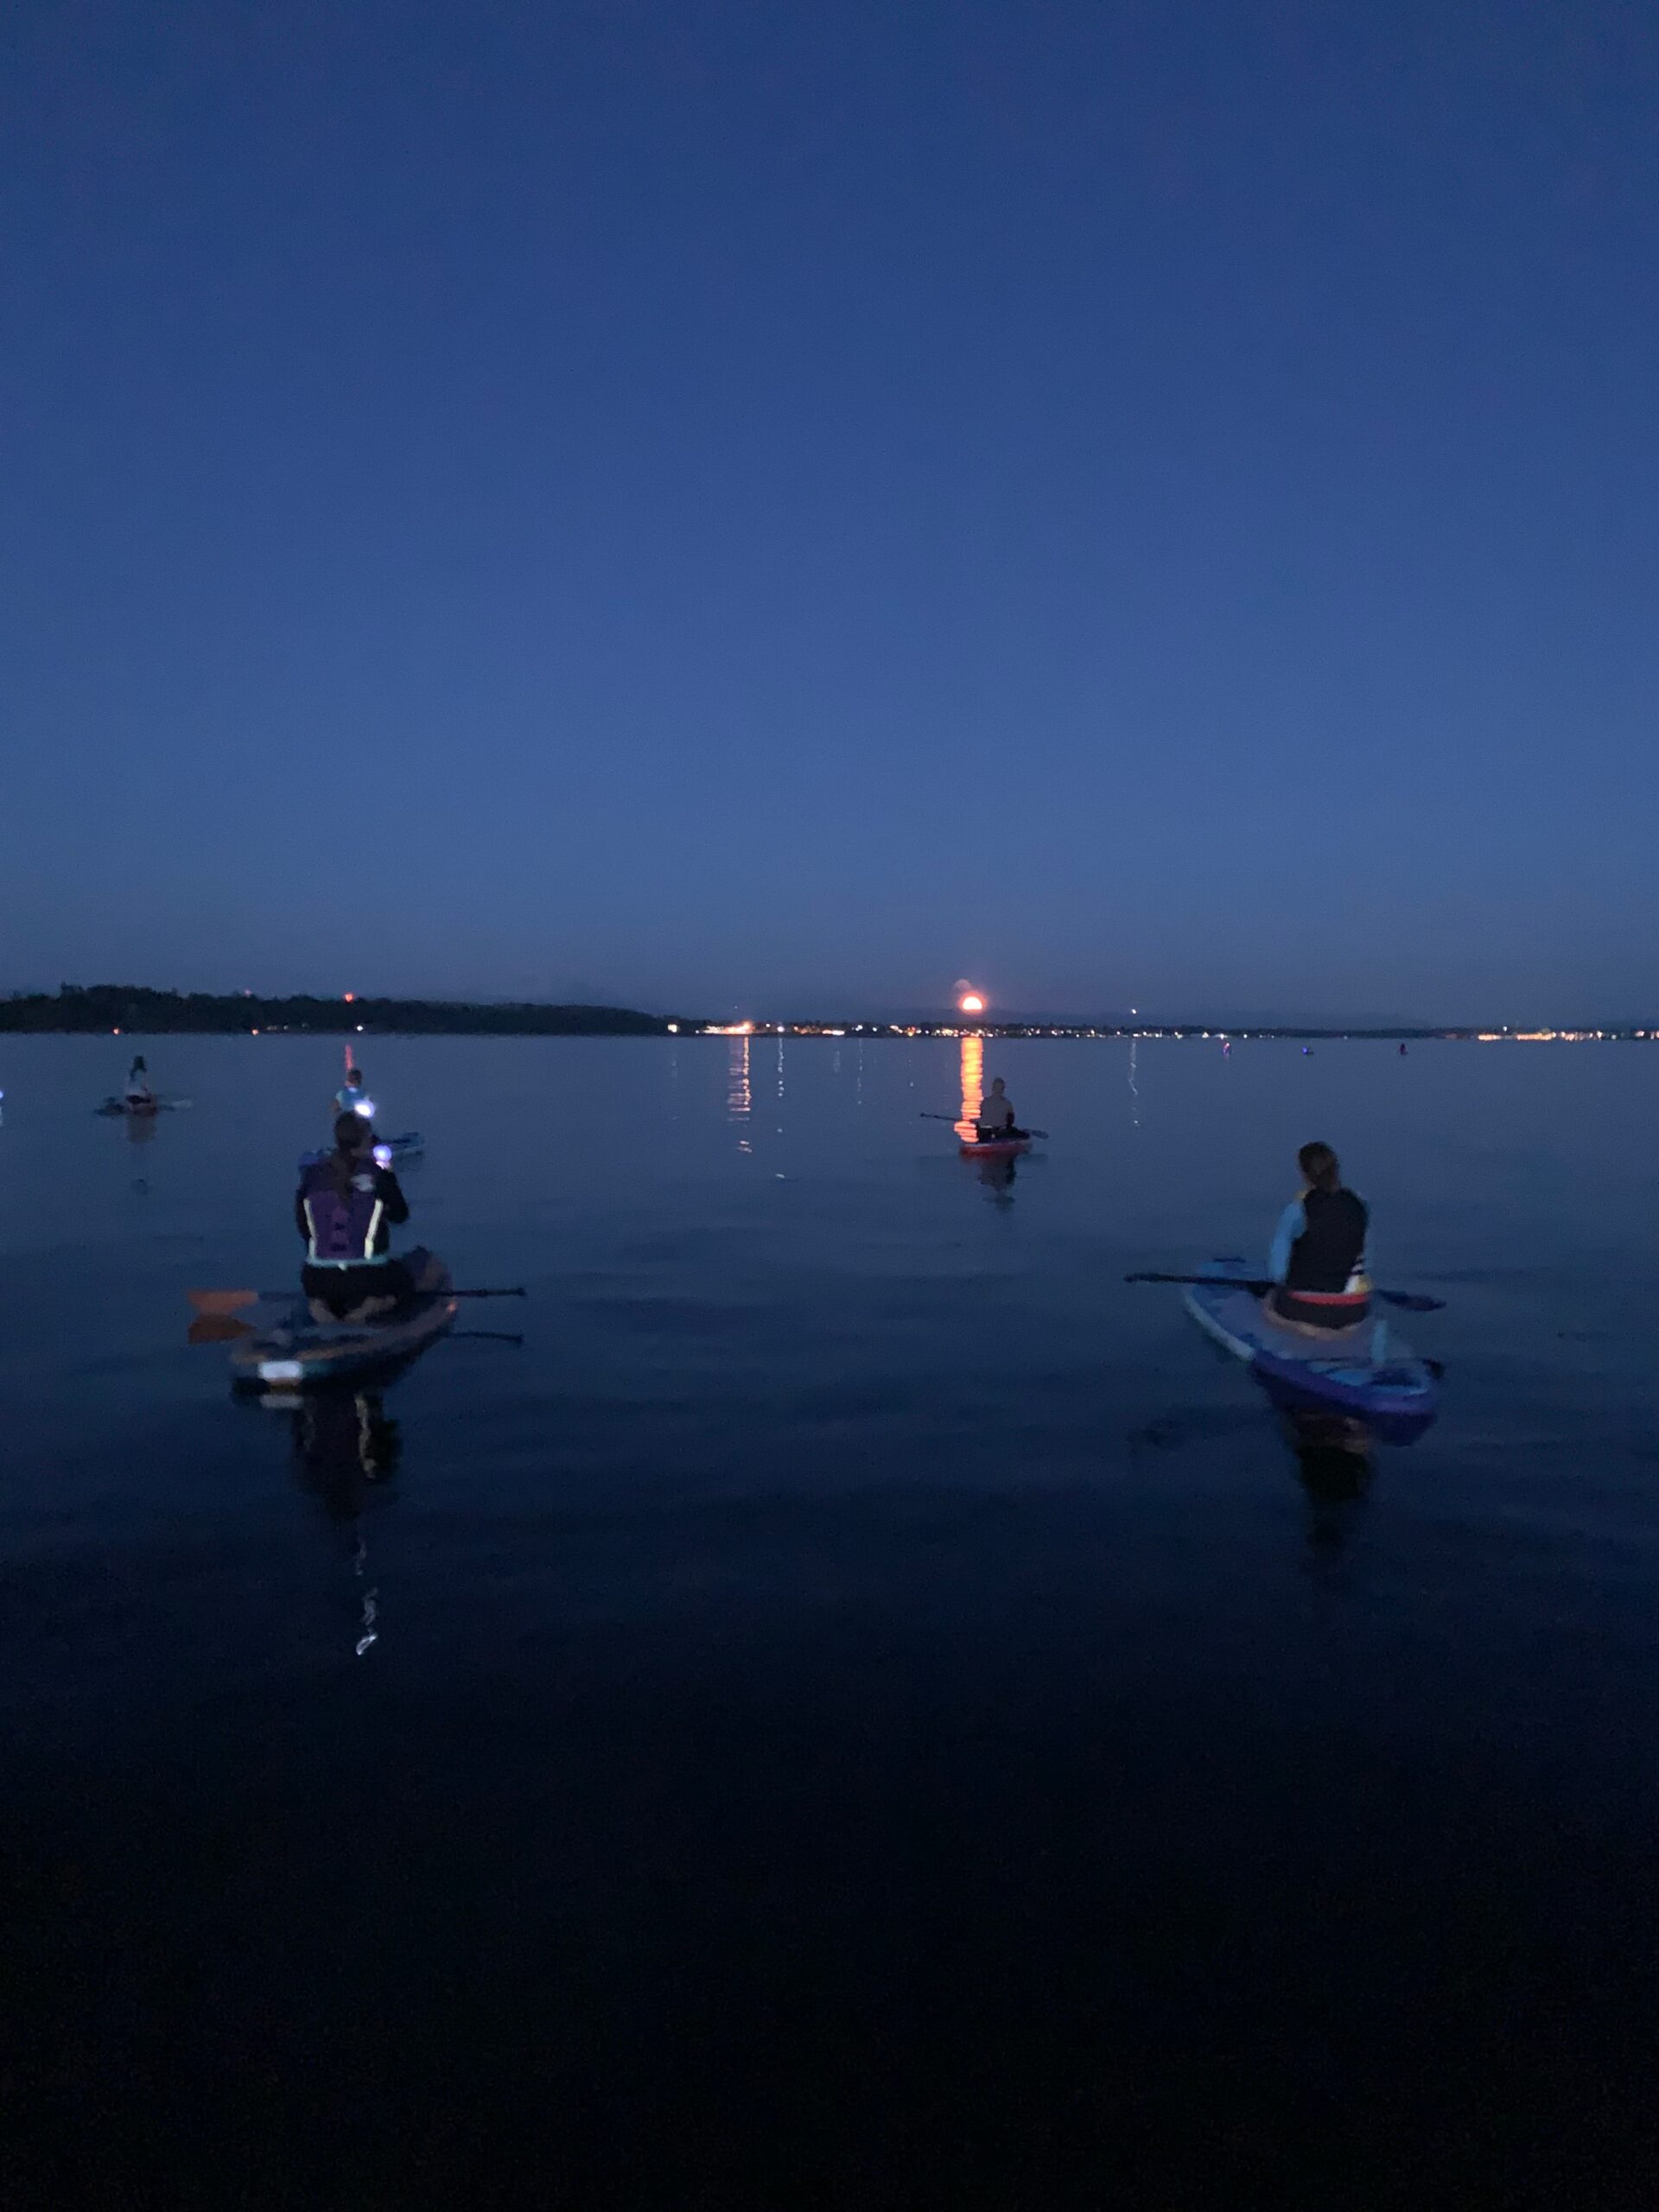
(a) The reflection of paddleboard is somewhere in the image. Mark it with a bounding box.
[228,1248,457,1391]
[1184,1256,1438,1429]
[96,1096,191,1116]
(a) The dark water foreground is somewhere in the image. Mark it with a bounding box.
[3,1037,1656,2203]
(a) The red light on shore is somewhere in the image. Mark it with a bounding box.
[343,991,356,1003]
[959,992,985,1015]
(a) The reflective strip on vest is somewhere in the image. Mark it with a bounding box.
[304,1195,392,1267]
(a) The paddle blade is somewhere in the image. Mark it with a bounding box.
[188,1287,261,1316]
[188,1313,256,1344]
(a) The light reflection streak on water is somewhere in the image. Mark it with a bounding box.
[1128,1037,1140,1128]
[957,1032,984,1141]
[728,1035,752,1150]
[777,1036,785,1134]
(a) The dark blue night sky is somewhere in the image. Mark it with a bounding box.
[3,1,1655,1020]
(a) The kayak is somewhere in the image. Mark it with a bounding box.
[1183,1255,1439,1428]
[959,1135,1032,1160]
[298,1129,424,1169]
[227,1247,457,1390]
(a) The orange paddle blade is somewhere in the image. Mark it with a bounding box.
[188,1313,256,1345]
[188,1288,261,1317]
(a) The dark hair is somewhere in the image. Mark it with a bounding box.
[1298,1141,1341,1193]
[132,1055,147,1072]
[345,1068,363,1084]
[326,1110,372,1199]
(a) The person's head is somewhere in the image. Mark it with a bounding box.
[989,1077,1006,1094]
[1298,1141,1341,1194]
[131,1055,147,1073]
[334,1110,371,1154]
[344,1068,363,1089]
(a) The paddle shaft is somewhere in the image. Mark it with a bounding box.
[1124,1271,1443,1314]
[920,1112,1050,1138]
[189,1284,525,1316]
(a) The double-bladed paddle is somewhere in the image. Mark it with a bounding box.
[919,1111,1051,1139]
[1124,1271,1444,1313]
[188,1284,525,1318]
[188,1313,527,1346]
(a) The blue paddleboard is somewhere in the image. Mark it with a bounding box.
[1184,1255,1438,1427]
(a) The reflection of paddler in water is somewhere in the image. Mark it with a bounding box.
[1279,1404,1374,1560]
[288,1387,403,1656]
[973,1148,1019,1202]
[291,1387,402,1508]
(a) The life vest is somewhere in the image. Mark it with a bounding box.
[1285,1186,1369,1294]
[301,1159,392,1267]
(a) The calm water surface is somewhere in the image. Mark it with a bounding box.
[4,1035,1657,2203]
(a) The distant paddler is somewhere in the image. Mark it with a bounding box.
[976,1077,1029,1145]
[333,1065,376,1127]
[123,1055,156,1112]
[296,1112,412,1325]
[1266,1141,1371,1333]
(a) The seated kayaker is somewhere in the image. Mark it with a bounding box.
[296,1112,412,1325]
[333,1065,374,1125]
[1267,1141,1371,1332]
[123,1055,156,1109]
[976,1077,1028,1144]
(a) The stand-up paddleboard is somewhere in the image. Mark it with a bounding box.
[227,1248,457,1391]
[1184,1255,1438,1427]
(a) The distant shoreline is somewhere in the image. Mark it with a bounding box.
[0,987,698,1038]
[1,988,1650,1043]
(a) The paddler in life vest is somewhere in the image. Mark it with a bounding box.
[333,1065,373,1125]
[296,1112,412,1324]
[976,1077,1028,1144]
[124,1055,156,1110]
[1267,1141,1371,1332]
